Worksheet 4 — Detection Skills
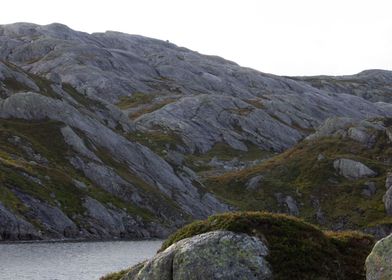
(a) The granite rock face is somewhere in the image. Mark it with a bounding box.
[366,233,392,280]
[0,61,229,240]
[0,202,40,240]
[123,230,272,280]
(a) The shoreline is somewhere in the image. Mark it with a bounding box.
[0,237,163,245]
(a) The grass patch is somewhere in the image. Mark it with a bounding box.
[62,83,105,109]
[100,268,130,280]
[128,98,176,120]
[116,92,155,109]
[127,130,184,156]
[2,78,32,93]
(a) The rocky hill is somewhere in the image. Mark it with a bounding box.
[0,22,392,240]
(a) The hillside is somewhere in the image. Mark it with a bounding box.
[205,117,392,238]
[0,22,392,240]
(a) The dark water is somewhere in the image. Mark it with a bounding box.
[0,240,162,280]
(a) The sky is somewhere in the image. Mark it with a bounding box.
[2,0,391,76]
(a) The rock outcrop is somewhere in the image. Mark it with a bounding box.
[366,233,392,280]
[123,230,272,280]
[0,202,40,240]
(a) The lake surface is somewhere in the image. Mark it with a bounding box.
[0,240,162,280]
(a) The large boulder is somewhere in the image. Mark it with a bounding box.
[122,230,272,280]
[366,233,392,280]
[333,158,377,179]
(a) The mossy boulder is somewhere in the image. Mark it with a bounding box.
[104,212,374,280]
[122,230,272,280]
[366,233,392,280]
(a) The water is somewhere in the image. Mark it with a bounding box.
[0,240,162,280]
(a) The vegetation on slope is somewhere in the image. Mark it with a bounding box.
[115,92,177,120]
[205,126,392,232]
[0,119,159,229]
[100,269,130,280]
[116,93,155,109]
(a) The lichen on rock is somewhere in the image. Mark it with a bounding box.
[366,233,392,280]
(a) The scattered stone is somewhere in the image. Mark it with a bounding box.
[284,196,300,216]
[362,181,377,198]
[246,175,263,190]
[333,158,377,179]
[275,193,300,216]
[317,153,325,161]
[72,179,87,189]
[311,196,326,225]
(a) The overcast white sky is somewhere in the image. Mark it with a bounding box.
[2,0,391,76]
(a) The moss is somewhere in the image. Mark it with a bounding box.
[0,119,70,165]
[2,78,32,92]
[62,83,105,109]
[161,211,374,280]
[116,92,155,109]
[127,130,184,157]
[100,268,130,280]
[128,98,176,120]
[29,74,60,99]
